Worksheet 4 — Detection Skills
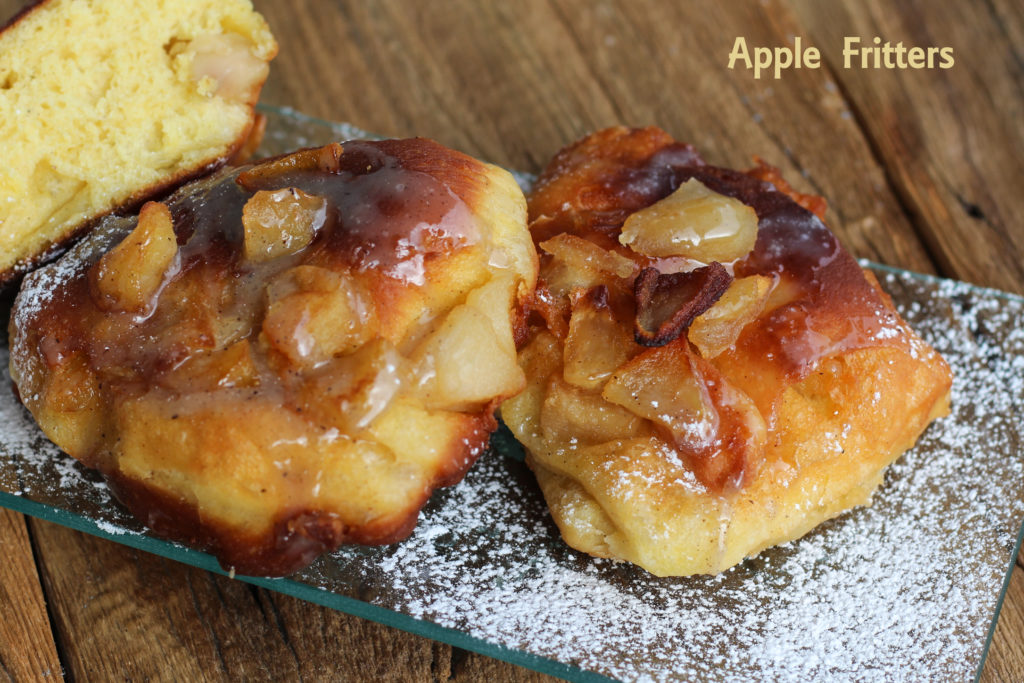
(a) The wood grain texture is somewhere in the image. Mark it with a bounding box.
[790,0,1024,295]
[28,517,553,682]
[983,561,1024,683]
[254,0,936,273]
[0,509,61,682]
[0,0,1020,680]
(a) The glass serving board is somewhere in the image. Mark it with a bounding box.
[1,105,1022,683]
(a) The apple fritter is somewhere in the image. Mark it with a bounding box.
[0,0,277,284]
[502,126,952,577]
[10,140,537,576]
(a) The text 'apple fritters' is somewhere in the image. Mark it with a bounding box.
[10,140,538,576]
[502,127,952,577]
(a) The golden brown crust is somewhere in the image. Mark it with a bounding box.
[103,408,497,576]
[0,0,49,33]
[528,126,703,246]
[744,158,828,220]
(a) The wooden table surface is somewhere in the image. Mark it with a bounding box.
[1,0,1022,680]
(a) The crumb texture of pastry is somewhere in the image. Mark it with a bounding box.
[0,0,277,283]
[9,140,537,576]
[501,126,953,577]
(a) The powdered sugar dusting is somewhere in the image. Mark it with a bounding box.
[5,265,1014,682]
[299,267,1022,682]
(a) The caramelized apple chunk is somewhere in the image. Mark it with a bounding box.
[541,377,645,445]
[293,339,404,433]
[601,340,718,449]
[563,286,634,390]
[536,235,635,303]
[689,275,773,358]
[91,201,178,313]
[241,188,327,262]
[206,339,261,388]
[235,143,345,191]
[540,233,637,280]
[464,273,520,357]
[633,263,732,346]
[262,265,376,366]
[160,340,261,393]
[619,179,758,262]
[683,368,768,492]
[413,303,525,412]
[37,353,105,461]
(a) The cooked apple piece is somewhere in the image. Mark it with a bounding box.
[205,339,260,388]
[91,201,178,313]
[563,286,633,390]
[499,329,565,452]
[689,275,773,358]
[293,339,403,433]
[213,313,256,350]
[141,263,223,360]
[37,353,104,460]
[619,179,758,262]
[633,263,732,346]
[540,233,637,280]
[241,188,327,262]
[235,144,345,191]
[538,259,593,302]
[763,272,804,313]
[602,340,718,448]
[464,273,519,357]
[262,265,376,366]
[537,234,633,302]
[162,339,261,393]
[531,281,571,341]
[541,377,645,445]
[692,364,768,490]
[185,33,271,105]
[413,303,525,411]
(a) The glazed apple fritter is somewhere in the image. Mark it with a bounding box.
[10,139,537,576]
[502,127,952,576]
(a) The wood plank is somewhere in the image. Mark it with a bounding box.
[0,509,62,682]
[28,518,552,681]
[980,562,1024,683]
[790,0,1024,294]
[253,0,935,271]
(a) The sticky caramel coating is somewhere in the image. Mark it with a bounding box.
[10,140,537,576]
[502,126,952,576]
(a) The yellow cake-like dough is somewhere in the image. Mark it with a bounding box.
[502,127,952,576]
[10,140,538,576]
[0,0,277,282]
